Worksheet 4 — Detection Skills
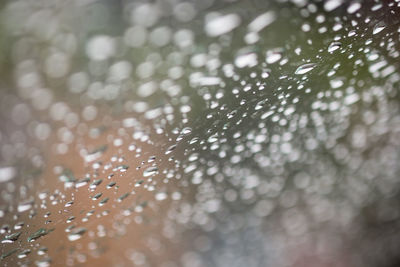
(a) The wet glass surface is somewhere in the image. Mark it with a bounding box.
[1,0,400,266]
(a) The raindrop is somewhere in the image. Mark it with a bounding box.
[135,180,144,187]
[266,51,282,64]
[324,0,343,12]
[65,225,75,233]
[0,1,399,266]
[65,201,74,207]
[235,52,258,68]
[68,228,87,241]
[37,247,48,255]
[347,2,361,14]
[117,193,130,202]
[115,165,129,172]
[373,22,385,35]
[205,13,241,37]
[17,199,34,213]
[14,221,24,230]
[35,258,52,267]
[181,127,193,135]
[75,177,90,188]
[1,232,22,244]
[91,193,102,200]
[90,179,103,189]
[189,137,199,144]
[328,42,342,53]
[99,197,109,206]
[107,182,116,189]
[295,63,317,75]
[27,228,54,242]
[1,249,18,260]
[248,11,276,32]
[165,144,177,155]
[207,134,218,143]
[155,192,167,201]
[17,249,31,259]
[0,166,16,183]
[143,166,158,177]
[85,145,107,162]
[66,216,75,223]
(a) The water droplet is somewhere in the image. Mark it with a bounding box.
[165,144,177,155]
[35,258,52,267]
[65,225,75,233]
[347,2,361,14]
[91,193,102,200]
[328,42,341,53]
[14,221,24,230]
[248,11,276,32]
[205,13,241,37]
[295,63,317,75]
[17,199,34,213]
[181,127,192,135]
[189,137,199,144]
[117,192,130,202]
[90,179,103,189]
[135,180,144,187]
[75,177,90,188]
[58,169,76,183]
[266,51,282,64]
[107,181,116,189]
[373,22,385,35]
[37,247,48,256]
[115,164,129,172]
[27,228,54,242]
[324,0,343,12]
[1,232,21,243]
[17,249,31,259]
[207,134,218,143]
[68,227,87,241]
[99,197,109,206]
[143,166,158,177]
[155,192,167,201]
[65,201,74,207]
[330,78,344,88]
[85,145,107,162]
[235,52,258,68]
[0,166,16,183]
[0,248,18,260]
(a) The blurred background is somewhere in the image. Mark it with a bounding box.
[1,0,400,266]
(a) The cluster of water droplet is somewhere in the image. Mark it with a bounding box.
[1,0,400,266]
